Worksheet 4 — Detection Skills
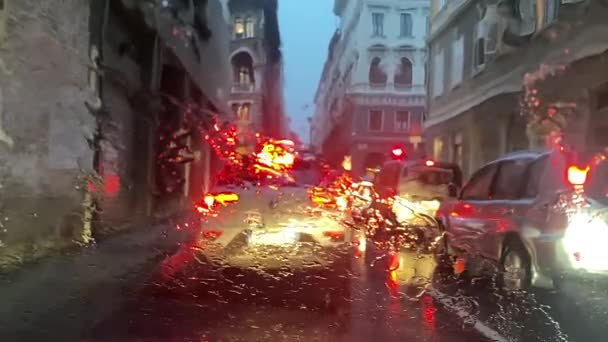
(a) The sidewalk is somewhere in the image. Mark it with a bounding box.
[0,211,198,341]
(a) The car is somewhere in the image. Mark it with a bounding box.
[435,149,608,291]
[194,185,355,310]
[372,159,462,225]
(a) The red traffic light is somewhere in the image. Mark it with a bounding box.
[391,146,406,160]
[425,160,435,167]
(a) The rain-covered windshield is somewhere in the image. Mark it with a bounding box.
[3,1,608,342]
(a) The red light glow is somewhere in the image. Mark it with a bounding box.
[567,165,589,186]
[392,148,404,157]
[425,160,435,167]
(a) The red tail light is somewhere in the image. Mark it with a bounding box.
[323,231,345,241]
[450,203,474,217]
[567,165,589,186]
[204,194,215,207]
[202,230,222,240]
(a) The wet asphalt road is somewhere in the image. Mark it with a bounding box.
[82,187,608,342]
[86,243,484,342]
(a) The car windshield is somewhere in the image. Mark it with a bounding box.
[3,1,608,342]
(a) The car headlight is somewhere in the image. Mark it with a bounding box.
[563,212,608,271]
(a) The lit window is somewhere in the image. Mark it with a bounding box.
[245,17,255,38]
[234,17,244,38]
[395,111,410,131]
[372,13,384,36]
[238,104,251,121]
[239,66,251,84]
[369,110,383,131]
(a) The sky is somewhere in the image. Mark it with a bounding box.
[278,1,337,144]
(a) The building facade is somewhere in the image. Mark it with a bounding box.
[313,0,430,177]
[425,0,608,178]
[224,0,287,144]
[0,0,231,257]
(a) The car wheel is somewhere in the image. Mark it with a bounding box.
[501,242,531,291]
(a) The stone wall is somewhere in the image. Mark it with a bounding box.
[0,0,95,249]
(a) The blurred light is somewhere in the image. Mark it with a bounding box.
[567,165,589,186]
[563,212,608,271]
[342,155,352,171]
[425,160,435,167]
[204,194,215,208]
[323,231,345,241]
[392,147,404,157]
[202,230,223,240]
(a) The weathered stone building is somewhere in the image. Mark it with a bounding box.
[425,0,608,178]
[223,0,287,143]
[313,0,431,177]
[0,0,231,261]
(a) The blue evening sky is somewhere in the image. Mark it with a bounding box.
[279,1,337,144]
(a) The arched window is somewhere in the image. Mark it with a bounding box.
[394,57,413,88]
[369,57,387,86]
[231,52,254,85]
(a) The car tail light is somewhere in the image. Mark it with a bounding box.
[567,165,589,186]
[204,194,215,207]
[323,231,345,241]
[202,230,222,240]
[450,203,474,217]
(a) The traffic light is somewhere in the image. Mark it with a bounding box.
[391,146,406,160]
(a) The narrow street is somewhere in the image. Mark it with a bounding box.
[0,186,605,341]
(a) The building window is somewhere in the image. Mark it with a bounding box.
[0,0,4,10]
[544,0,559,27]
[372,12,384,36]
[432,50,444,97]
[234,17,244,38]
[369,57,387,87]
[369,110,383,131]
[452,133,463,167]
[400,13,413,37]
[450,35,464,87]
[245,16,255,38]
[395,57,413,88]
[231,52,254,85]
[395,111,410,131]
[474,37,486,68]
[238,103,251,121]
[433,137,444,160]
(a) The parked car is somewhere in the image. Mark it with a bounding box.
[435,149,608,291]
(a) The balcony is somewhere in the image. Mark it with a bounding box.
[231,82,254,93]
[348,83,426,96]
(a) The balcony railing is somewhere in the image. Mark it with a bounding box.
[231,83,254,93]
[349,83,426,95]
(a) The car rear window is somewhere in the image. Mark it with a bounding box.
[407,168,453,185]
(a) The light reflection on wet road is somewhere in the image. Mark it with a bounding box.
[84,188,608,342]
[88,245,483,342]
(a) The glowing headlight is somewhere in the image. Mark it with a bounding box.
[563,212,608,271]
